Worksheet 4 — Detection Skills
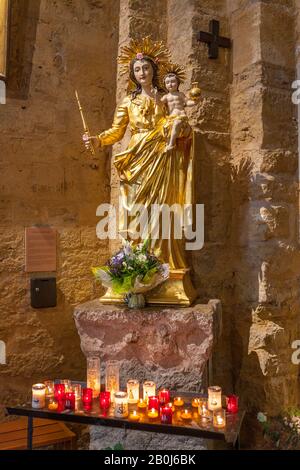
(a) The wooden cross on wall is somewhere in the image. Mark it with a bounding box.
[198,19,231,59]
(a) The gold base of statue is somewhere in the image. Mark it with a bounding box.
[99,268,197,307]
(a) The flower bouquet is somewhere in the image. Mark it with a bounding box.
[92,239,169,308]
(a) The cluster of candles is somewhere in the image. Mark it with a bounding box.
[32,375,239,429]
[32,380,92,412]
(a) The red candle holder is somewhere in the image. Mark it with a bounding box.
[65,392,75,410]
[226,394,239,413]
[160,404,173,424]
[148,396,159,411]
[54,383,66,401]
[57,400,65,412]
[158,389,170,405]
[100,391,111,410]
[82,387,93,411]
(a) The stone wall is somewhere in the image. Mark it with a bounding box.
[228,0,299,414]
[0,0,119,417]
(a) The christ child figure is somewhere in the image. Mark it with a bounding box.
[159,70,200,151]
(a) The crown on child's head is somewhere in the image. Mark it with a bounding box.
[159,62,187,89]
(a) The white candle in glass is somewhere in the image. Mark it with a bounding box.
[208,386,222,411]
[105,360,119,403]
[127,379,139,404]
[87,356,101,398]
[72,383,82,401]
[143,381,155,403]
[32,384,46,409]
[44,380,54,398]
[61,379,71,392]
[114,392,128,418]
[213,409,226,428]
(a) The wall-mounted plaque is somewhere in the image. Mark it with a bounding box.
[25,227,57,272]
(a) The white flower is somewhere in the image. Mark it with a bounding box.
[257,412,267,423]
[138,254,147,262]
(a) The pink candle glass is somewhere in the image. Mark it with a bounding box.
[82,387,93,410]
[160,404,173,424]
[65,391,75,410]
[100,391,111,410]
[226,395,239,413]
[148,396,159,411]
[54,383,66,401]
[158,389,170,405]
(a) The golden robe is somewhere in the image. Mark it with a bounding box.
[98,94,194,270]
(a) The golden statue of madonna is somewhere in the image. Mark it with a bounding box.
[84,37,200,306]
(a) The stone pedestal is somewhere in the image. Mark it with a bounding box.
[74,299,222,450]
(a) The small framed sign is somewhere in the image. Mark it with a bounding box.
[25,227,57,272]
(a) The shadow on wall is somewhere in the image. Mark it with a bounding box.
[7,0,41,99]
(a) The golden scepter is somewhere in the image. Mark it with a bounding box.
[75,90,95,156]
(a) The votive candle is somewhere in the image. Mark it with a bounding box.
[48,398,58,411]
[143,381,155,403]
[199,400,211,424]
[114,392,128,418]
[137,399,147,410]
[100,391,111,409]
[32,384,46,409]
[227,394,239,413]
[44,380,54,398]
[87,356,101,398]
[192,398,201,408]
[147,408,159,419]
[158,389,170,405]
[208,386,222,411]
[148,396,159,411]
[82,387,93,411]
[213,409,226,428]
[54,383,66,401]
[181,409,192,421]
[105,361,119,404]
[129,410,140,422]
[65,392,75,410]
[160,404,173,424]
[127,379,139,404]
[173,396,184,407]
[61,379,71,392]
[72,383,82,401]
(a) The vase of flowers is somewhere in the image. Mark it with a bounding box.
[92,239,169,308]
